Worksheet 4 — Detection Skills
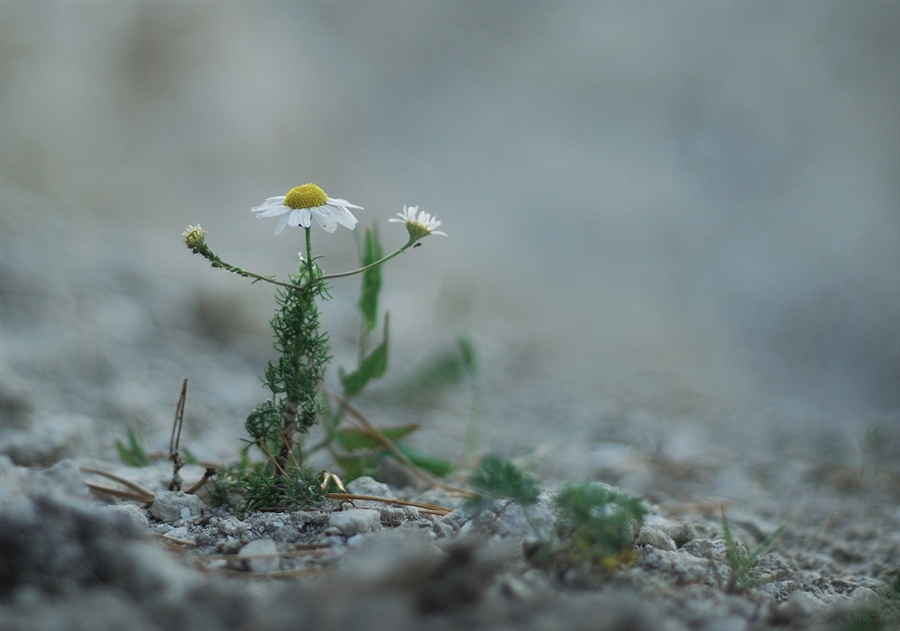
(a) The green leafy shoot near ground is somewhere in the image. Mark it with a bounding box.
[550,481,648,572]
[115,428,151,467]
[465,454,540,513]
[184,186,447,510]
[465,455,647,575]
[721,509,787,593]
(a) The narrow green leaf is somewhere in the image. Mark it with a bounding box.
[116,428,151,467]
[400,335,479,395]
[181,447,199,465]
[396,443,455,477]
[334,424,420,451]
[115,440,135,466]
[456,334,478,377]
[357,226,383,333]
[339,314,390,397]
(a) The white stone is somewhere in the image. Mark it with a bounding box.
[328,509,382,536]
[239,539,280,573]
[106,504,150,530]
[636,526,677,551]
[149,491,203,525]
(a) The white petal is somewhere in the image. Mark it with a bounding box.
[327,197,363,210]
[328,204,358,229]
[254,206,290,218]
[275,213,291,235]
[288,209,311,228]
[312,208,337,233]
[252,196,286,211]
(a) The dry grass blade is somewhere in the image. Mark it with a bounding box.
[256,438,288,478]
[332,393,473,497]
[211,566,326,578]
[184,467,217,494]
[198,548,332,563]
[153,531,198,547]
[84,481,154,504]
[326,492,452,516]
[81,465,156,497]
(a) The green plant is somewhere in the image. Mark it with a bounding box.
[185,190,447,510]
[721,509,786,593]
[310,223,456,483]
[465,454,540,513]
[463,457,647,575]
[207,450,250,509]
[551,481,648,571]
[115,428,151,467]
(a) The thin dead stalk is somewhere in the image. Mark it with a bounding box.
[169,378,189,491]
[331,392,473,497]
[325,492,452,516]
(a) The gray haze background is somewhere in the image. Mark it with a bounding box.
[1,3,898,456]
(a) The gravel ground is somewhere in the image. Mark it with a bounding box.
[2,189,899,630]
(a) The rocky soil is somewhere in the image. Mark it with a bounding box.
[2,189,899,630]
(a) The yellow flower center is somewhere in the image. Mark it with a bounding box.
[283,183,328,209]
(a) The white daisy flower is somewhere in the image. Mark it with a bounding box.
[388,205,447,240]
[252,183,362,235]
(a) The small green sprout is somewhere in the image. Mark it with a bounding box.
[721,509,786,593]
[465,454,540,513]
[552,481,648,571]
[115,428,151,467]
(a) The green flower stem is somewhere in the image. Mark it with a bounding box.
[276,226,322,471]
[320,237,418,282]
[188,241,302,291]
[304,227,316,284]
[189,233,416,291]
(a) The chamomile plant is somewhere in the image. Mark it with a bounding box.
[185,184,446,510]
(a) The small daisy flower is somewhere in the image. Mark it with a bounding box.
[252,183,362,235]
[389,205,447,240]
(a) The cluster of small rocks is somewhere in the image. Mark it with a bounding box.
[2,455,896,631]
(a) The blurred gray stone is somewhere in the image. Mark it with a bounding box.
[216,516,248,536]
[337,530,445,586]
[637,525,677,551]
[239,539,280,573]
[345,476,395,506]
[772,590,822,624]
[660,519,698,548]
[328,509,382,536]
[0,457,196,601]
[0,412,94,466]
[106,504,150,530]
[149,491,203,525]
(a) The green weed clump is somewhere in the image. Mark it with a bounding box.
[465,454,540,512]
[551,481,648,571]
[465,456,647,576]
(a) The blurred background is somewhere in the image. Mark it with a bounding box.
[1,3,897,471]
